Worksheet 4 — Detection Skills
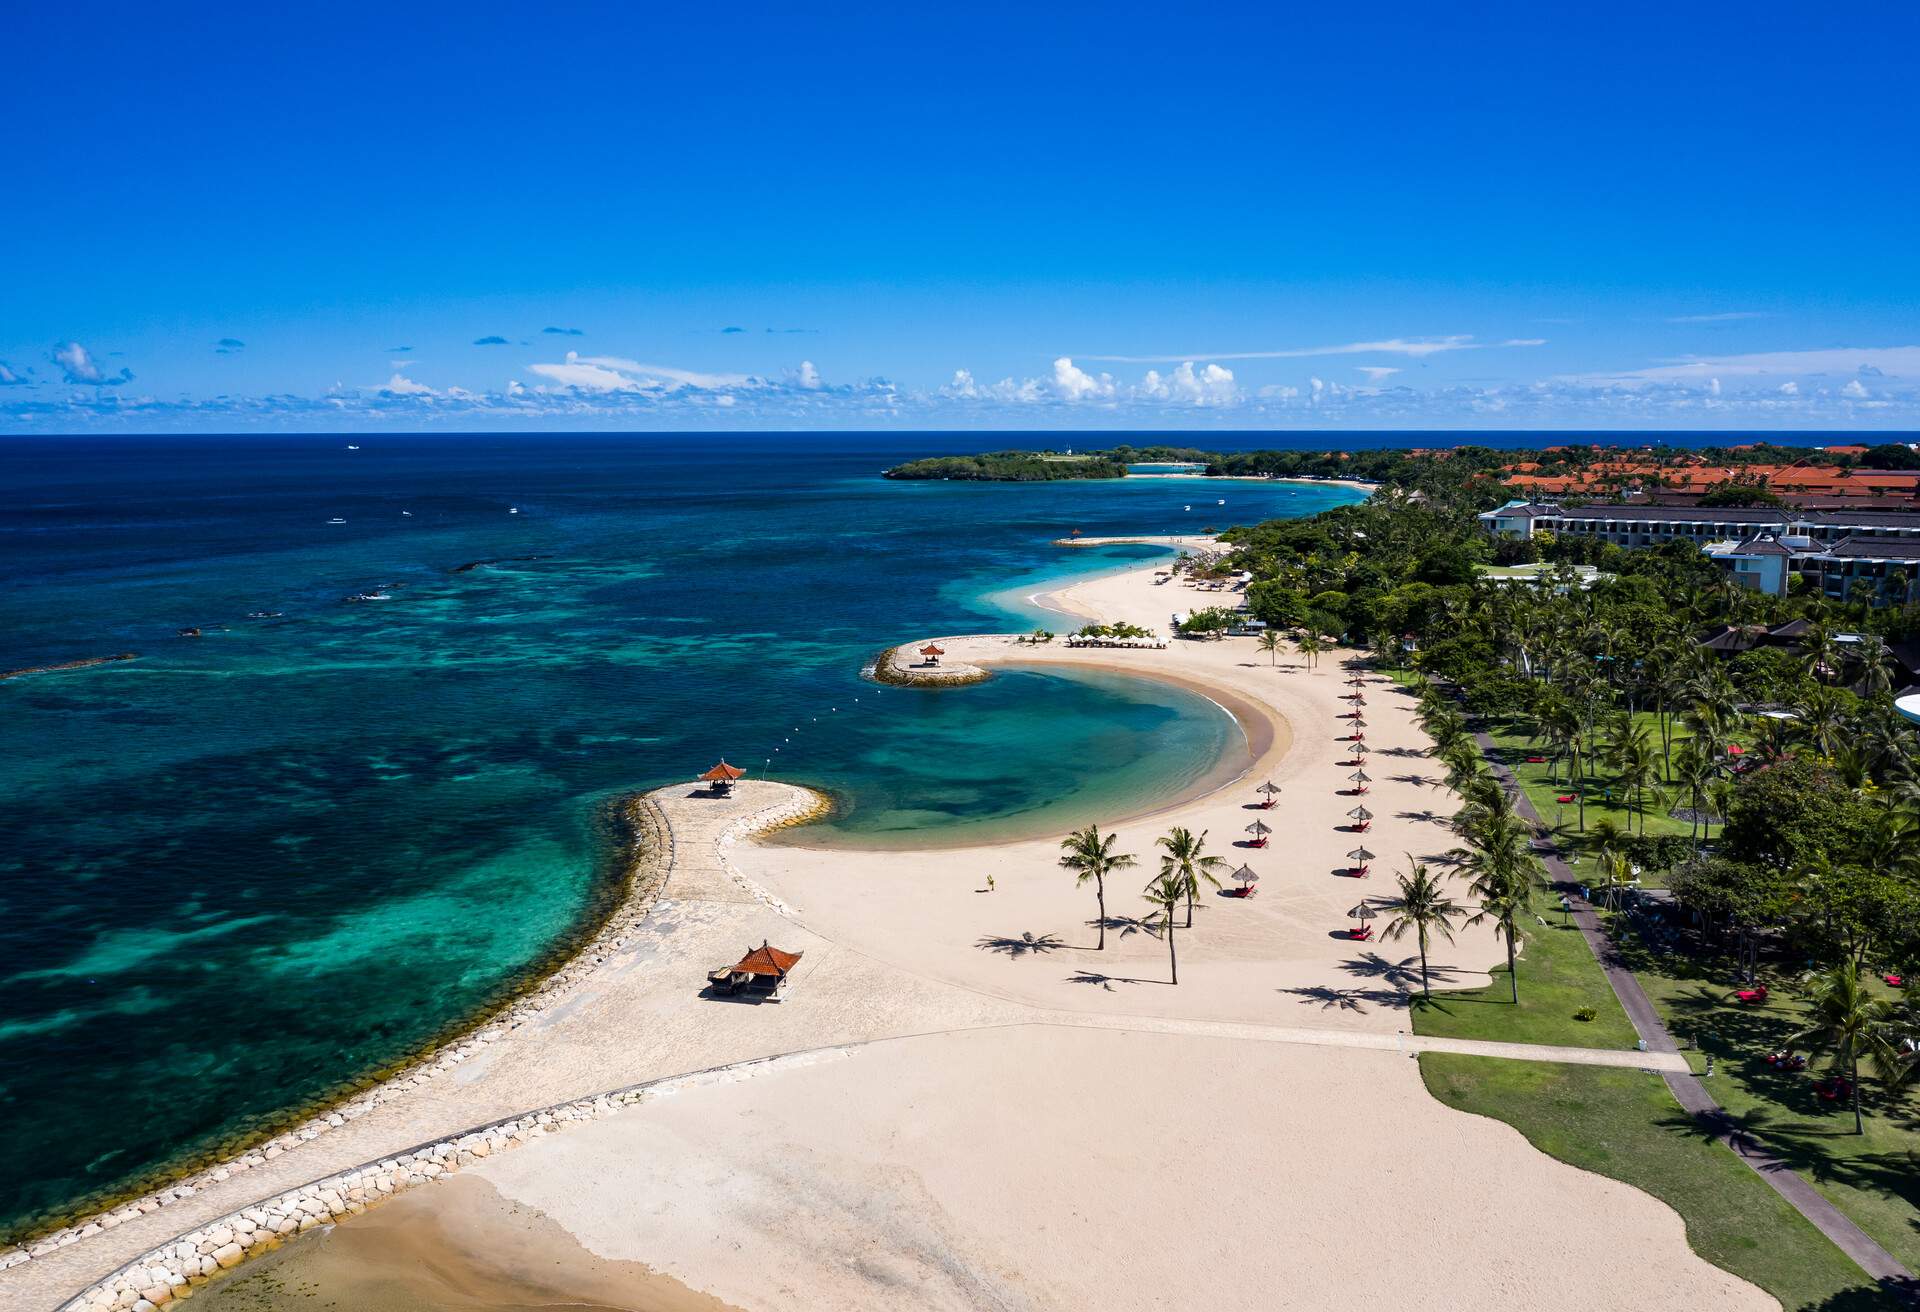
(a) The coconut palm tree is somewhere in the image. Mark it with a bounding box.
[1672,740,1718,846]
[1790,963,1911,1134]
[1381,859,1461,998]
[1850,636,1896,698]
[1297,633,1324,671]
[1463,860,1539,1004]
[1257,630,1283,668]
[1156,826,1226,928]
[1141,868,1186,984]
[1609,722,1662,834]
[1795,688,1848,759]
[1058,825,1135,950]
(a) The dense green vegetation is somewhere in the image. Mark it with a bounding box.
[882,451,1127,480]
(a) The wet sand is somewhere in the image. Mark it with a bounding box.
[189,1174,738,1312]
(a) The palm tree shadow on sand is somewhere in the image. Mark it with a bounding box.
[1066,969,1167,989]
[1338,951,1459,995]
[1278,984,1412,1013]
[974,931,1066,958]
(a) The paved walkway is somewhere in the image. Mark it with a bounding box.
[1474,729,1917,1299]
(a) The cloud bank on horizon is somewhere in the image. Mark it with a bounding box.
[5,335,1918,430]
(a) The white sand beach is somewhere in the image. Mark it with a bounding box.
[27,554,1770,1312]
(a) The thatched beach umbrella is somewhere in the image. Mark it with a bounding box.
[1256,780,1281,808]
[1347,846,1376,877]
[1347,805,1373,821]
[1231,863,1259,893]
[1245,819,1272,847]
[1348,901,1378,922]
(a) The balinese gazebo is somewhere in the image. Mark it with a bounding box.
[699,760,747,794]
[707,940,804,998]
[919,643,946,666]
[1256,780,1282,808]
[1244,819,1272,848]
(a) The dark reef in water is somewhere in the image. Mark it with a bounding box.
[0,652,138,681]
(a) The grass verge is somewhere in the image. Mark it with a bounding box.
[1420,1054,1881,1310]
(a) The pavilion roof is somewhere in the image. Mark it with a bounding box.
[920,643,946,655]
[700,761,747,781]
[731,941,803,977]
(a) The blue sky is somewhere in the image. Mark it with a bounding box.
[4,1,1918,432]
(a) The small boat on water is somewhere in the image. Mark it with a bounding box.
[346,444,360,451]
[1183,504,1191,511]
[346,591,391,602]
[327,517,346,524]
[401,510,412,516]
[1217,498,1225,505]
[508,507,520,515]
[246,611,284,619]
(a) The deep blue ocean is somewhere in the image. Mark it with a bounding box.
[0,432,1365,1238]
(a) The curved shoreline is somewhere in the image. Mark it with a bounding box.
[5,791,680,1265]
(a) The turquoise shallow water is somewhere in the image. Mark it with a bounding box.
[0,434,1359,1236]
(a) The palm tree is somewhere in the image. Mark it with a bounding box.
[1297,633,1324,671]
[1141,869,1186,984]
[1672,740,1717,847]
[1794,688,1848,759]
[1790,964,1911,1134]
[1058,825,1135,950]
[1609,722,1661,834]
[1257,630,1283,668]
[1466,860,1543,1006]
[1850,636,1895,697]
[1156,826,1226,928]
[1381,859,1461,998]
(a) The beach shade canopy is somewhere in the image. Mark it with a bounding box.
[1256,780,1282,797]
[730,940,803,978]
[1348,741,1370,755]
[1347,901,1378,921]
[1231,863,1259,887]
[1349,769,1372,783]
[1245,819,1272,836]
[700,760,747,782]
[1347,805,1374,821]
[920,643,946,656]
[1349,715,1368,727]
[1346,675,1366,685]
[1347,847,1376,863]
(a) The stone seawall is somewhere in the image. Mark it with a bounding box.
[869,639,994,687]
[7,792,681,1293]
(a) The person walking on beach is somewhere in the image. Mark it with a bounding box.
[986,873,996,893]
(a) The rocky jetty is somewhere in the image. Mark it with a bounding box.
[869,640,992,687]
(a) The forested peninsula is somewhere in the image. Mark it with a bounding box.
[882,451,1127,480]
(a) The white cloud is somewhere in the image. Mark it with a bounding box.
[1140,361,1238,405]
[1567,345,1920,387]
[1051,357,1114,401]
[788,360,823,390]
[1667,311,1768,323]
[1778,381,1799,395]
[379,364,435,397]
[1708,378,1721,396]
[1843,379,1870,398]
[1081,335,1546,364]
[1356,366,1401,382]
[54,341,133,386]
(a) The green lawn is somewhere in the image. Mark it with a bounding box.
[1412,910,1639,1049]
[1621,939,1920,1277]
[1483,710,1722,891]
[1420,1054,1877,1310]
